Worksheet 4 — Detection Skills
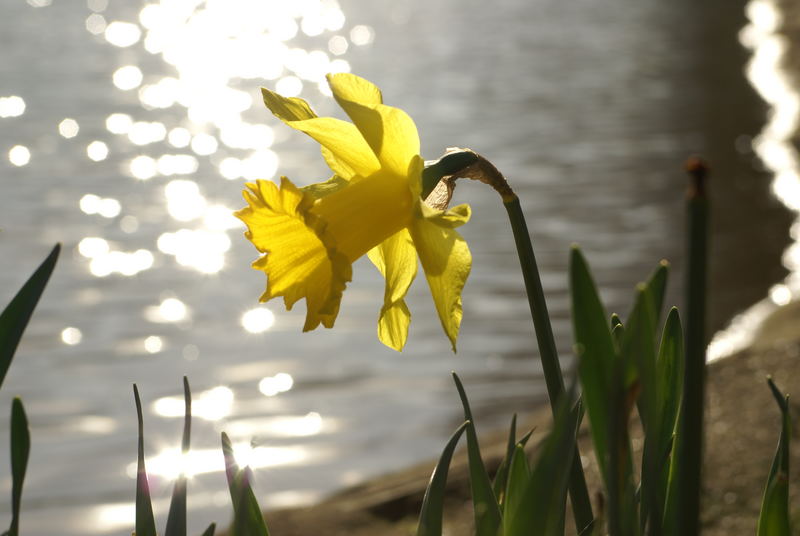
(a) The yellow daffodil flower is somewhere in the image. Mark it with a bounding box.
[236,73,471,351]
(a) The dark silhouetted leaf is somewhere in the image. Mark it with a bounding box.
[134,385,157,536]
[0,244,60,389]
[166,377,192,536]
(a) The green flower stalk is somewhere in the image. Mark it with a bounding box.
[426,149,594,534]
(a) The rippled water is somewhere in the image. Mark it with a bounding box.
[0,0,792,534]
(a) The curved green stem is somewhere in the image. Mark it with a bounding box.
[427,149,595,532]
[504,195,595,534]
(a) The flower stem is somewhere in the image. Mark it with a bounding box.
[675,158,710,536]
[432,149,595,532]
[504,194,595,534]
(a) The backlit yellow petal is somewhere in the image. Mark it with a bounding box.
[378,301,411,352]
[262,88,380,179]
[420,202,472,228]
[312,170,413,261]
[371,104,421,179]
[409,214,472,352]
[368,229,417,351]
[327,73,383,106]
[244,73,474,351]
[300,175,349,200]
[236,178,351,331]
[260,89,317,121]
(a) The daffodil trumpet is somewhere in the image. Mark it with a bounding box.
[236,73,472,352]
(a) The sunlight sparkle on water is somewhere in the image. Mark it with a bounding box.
[105,21,142,47]
[80,194,121,218]
[0,96,26,118]
[58,118,79,138]
[203,204,242,231]
[168,127,191,148]
[88,249,154,277]
[113,65,143,90]
[91,502,135,533]
[85,13,107,35]
[8,145,30,166]
[87,140,109,161]
[157,229,229,274]
[128,121,167,145]
[710,0,800,361]
[157,154,198,176]
[78,237,109,258]
[154,385,233,421]
[145,297,189,323]
[190,133,218,156]
[130,442,308,481]
[241,308,276,334]
[350,25,374,46]
[144,335,163,353]
[88,0,108,13]
[61,327,83,346]
[165,180,206,221]
[129,155,157,180]
[105,113,133,134]
[258,372,293,396]
[226,412,328,439]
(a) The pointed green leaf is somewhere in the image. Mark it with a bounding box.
[201,523,216,536]
[569,247,617,483]
[451,373,502,535]
[134,385,157,536]
[757,378,791,536]
[654,307,684,527]
[165,377,192,536]
[416,421,467,536]
[6,398,29,536]
[492,414,517,510]
[506,391,582,536]
[502,444,531,536]
[221,433,270,536]
[644,261,669,325]
[0,244,59,390]
[621,286,660,533]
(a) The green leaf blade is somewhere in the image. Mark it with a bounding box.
[221,433,270,536]
[757,378,791,536]
[7,398,30,536]
[165,377,192,536]
[451,373,502,535]
[134,385,157,536]
[0,244,60,390]
[416,421,467,536]
[569,247,617,483]
[502,444,532,536]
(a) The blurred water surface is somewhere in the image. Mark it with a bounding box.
[0,0,792,534]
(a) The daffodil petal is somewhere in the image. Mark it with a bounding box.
[300,175,349,200]
[378,301,412,352]
[262,88,380,179]
[236,177,352,331]
[420,202,472,228]
[409,215,472,351]
[327,73,383,106]
[320,146,357,179]
[367,228,418,351]
[345,103,421,180]
[260,88,317,121]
